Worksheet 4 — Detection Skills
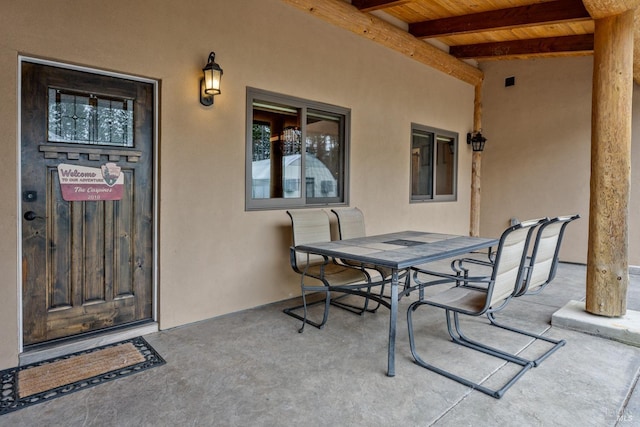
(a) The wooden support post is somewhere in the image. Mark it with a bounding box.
[583,0,640,83]
[469,83,483,237]
[469,152,482,237]
[635,8,640,84]
[586,10,634,317]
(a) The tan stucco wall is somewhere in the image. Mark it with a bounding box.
[0,0,475,369]
[480,56,640,266]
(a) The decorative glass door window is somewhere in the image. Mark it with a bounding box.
[48,88,134,147]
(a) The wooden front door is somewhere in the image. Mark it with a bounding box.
[21,62,154,347]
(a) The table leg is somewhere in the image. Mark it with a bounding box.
[387,269,399,377]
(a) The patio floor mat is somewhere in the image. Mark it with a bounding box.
[0,336,165,416]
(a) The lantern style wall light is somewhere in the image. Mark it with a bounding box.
[467,131,487,152]
[200,52,223,106]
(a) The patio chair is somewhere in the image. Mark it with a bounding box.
[283,209,384,332]
[481,214,580,366]
[514,214,580,297]
[449,214,579,366]
[331,207,409,311]
[407,219,543,399]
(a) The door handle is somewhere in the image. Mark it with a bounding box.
[23,211,44,221]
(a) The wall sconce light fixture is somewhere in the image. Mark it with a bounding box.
[467,131,487,152]
[200,51,223,106]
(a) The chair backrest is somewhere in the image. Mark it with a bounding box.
[331,207,366,240]
[519,214,580,295]
[287,210,331,268]
[487,218,546,308]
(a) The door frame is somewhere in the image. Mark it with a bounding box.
[17,56,159,353]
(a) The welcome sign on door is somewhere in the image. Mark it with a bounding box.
[57,163,124,201]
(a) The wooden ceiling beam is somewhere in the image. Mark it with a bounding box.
[450,34,594,59]
[281,0,484,86]
[351,0,410,13]
[410,0,590,38]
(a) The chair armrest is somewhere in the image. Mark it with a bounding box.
[290,247,375,285]
[411,266,491,289]
[451,257,493,272]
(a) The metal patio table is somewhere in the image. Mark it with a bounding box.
[295,230,498,377]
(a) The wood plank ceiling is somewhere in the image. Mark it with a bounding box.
[284,0,640,84]
[352,0,595,62]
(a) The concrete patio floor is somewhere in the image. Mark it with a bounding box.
[2,262,640,426]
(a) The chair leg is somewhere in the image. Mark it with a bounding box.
[407,302,533,399]
[367,282,386,312]
[487,312,566,367]
[283,287,332,333]
[284,283,386,332]
[446,312,532,366]
[330,283,385,314]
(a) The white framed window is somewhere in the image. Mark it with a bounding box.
[246,88,350,210]
[410,124,458,202]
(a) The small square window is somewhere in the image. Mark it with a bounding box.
[410,124,457,202]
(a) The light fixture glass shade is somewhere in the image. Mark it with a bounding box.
[203,66,222,95]
[200,51,223,106]
[467,131,487,152]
